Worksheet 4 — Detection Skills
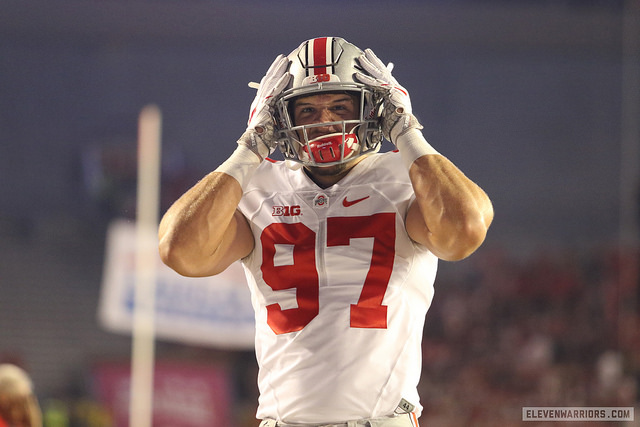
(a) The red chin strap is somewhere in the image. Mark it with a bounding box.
[303,133,359,164]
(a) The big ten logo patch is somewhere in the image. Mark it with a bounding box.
[272,205,302,217]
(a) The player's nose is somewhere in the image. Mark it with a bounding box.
[318,107,339,123]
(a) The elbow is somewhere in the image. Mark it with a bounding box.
[451,222,489,261]
[158,238,177,270]
[158,234,231,277]
[158,237,189,276]
[158,237,208,278]
[439,227,486,262]
[441,209,493,261]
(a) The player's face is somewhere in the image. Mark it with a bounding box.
[292,92,359,140]
[292,92,364,187]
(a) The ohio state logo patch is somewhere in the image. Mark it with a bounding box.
[313,193,329,209]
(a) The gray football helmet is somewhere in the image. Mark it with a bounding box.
[273,37,384,167]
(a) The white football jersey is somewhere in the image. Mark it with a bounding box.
[237,151,438,424]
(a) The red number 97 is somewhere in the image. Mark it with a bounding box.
[260,213,395,335]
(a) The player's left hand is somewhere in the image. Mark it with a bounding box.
[355,49,421,144]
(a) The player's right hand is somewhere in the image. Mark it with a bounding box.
[238,54,290,160]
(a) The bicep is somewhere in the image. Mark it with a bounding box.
[405,200,432,249]
[207,209,254,275]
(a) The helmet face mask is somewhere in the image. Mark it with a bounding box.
[273,37,384,168]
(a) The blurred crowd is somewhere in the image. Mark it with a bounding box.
[418,244,639,426]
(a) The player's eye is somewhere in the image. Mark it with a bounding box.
[297,107,314,115]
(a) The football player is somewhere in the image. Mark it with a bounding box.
[159,37,493,426]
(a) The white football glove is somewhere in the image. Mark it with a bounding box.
[355,48,422,144]
[238,54,290,160]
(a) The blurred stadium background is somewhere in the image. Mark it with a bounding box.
[0,0,638,425]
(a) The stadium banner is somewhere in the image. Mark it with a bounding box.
[98,219,255,349]
[92,360,232,427]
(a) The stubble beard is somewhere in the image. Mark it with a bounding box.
[304,162,349,177]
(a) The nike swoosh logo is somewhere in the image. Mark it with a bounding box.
[342,195,370,207]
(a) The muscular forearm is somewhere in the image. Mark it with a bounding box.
[408,154,494,261]
[158,171,248,277]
